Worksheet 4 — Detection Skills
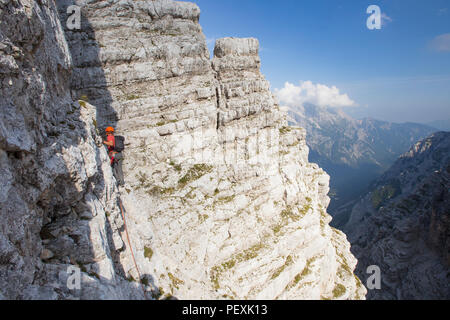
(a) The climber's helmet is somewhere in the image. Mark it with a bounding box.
[105,127,115,134]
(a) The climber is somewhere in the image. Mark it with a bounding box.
[103,126,125,186]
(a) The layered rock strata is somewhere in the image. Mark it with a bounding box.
[55,0,365,299]
[0,0,366,300]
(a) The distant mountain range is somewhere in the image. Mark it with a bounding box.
[342,131,450,299]
[287,104,438,215]
[426,119,450,132]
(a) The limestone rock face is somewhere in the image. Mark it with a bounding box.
[54,0,365,300]
[344,132,450,299]
[1,0,366,300]
[0,0,145,300]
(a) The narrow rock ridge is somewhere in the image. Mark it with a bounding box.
[0,0,366,300]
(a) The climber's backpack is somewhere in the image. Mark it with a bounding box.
[114,135,125,152]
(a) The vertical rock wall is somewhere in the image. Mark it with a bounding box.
[55,0,366,299]
[0,0,145,299]
[0,0,366,300]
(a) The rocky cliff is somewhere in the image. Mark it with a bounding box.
[0,0,146,299]
[344,131,450,299]
[0,0,366,300]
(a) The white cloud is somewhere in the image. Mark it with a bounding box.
[430,33,450,52]
[275,81,356,108]
[381,13,393,26]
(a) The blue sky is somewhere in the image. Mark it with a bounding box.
[185,0,450,124]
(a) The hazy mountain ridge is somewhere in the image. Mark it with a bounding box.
[287,104,437,214]
[426,119,450,132]
[343,131,450,299]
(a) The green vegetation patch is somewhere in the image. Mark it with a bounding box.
[126,274,136,282]
[272,223,283,235]
[319,208,328,230]
[144,246,153,261]
[371,179,402,209]
[285,258,312,290]
[285,255,319,290]
[332,283,346,299]
[279,126,292,135]
[280,206,294,220]
[125,94,141,101]
[168,272,184,290]
[156,119,178,127]
[76,261,87,273]
[273,203,311,235]
[152,186,175,196]
[136,171,149,185]
[299,203,312,217]
[198,214,209,223]
[354,274,363,289]
[300,261,313,278]
[270,255,293,280]
[169,160,182,172]
[287,273,303,290]
[210,242,265,289]
[178,164,213,188]
[217,195,235,204]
